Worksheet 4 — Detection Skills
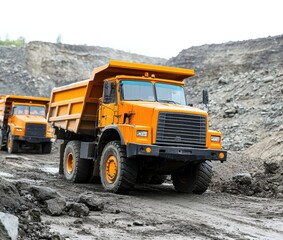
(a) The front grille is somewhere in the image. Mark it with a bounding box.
[156,112,207,148]
[25,123,46,138]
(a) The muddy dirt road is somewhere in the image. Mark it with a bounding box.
[1,149,283,240]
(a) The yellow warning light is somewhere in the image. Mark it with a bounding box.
[146,147,151,153]
[219,152,225,159]
[151,74,155,78]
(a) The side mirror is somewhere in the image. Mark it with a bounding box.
[202,89,209,105]
[103,81,111,103]
[4,106,10,114]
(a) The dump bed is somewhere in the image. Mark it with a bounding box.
[48,79,103,136]
[47,60,195,136]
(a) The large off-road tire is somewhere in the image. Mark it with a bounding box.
[0,130,6,151]
[7,132,19,154]
[100,141,138,193]
[172,161,213,194]
[42,142,52,154]
[63,141,90,183]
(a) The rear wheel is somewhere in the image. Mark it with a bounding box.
[63,141,90,183]
[172,161,213,194]
[0,130,6,151]
[7,132,19,154]
[100,141,137,193]
[42,142,52,154]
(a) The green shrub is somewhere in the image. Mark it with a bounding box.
[0,37,26,47]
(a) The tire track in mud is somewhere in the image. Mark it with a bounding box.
[118,185,283,239]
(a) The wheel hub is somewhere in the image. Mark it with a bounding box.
[66,152,74,174]
[105,155,118,183]
[8,136,12,149]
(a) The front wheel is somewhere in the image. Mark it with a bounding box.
[100,141,137,193]
[172,161,213,194]
[7,132,19,154]
[42,142,52,154]
[63,141,90,183]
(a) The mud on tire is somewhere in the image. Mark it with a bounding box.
[172,160,213,194]
[63,141,90,183]
[100,140,138,193]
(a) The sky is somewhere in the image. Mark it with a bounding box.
[0,0,282,59]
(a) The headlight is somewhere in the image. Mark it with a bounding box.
[211,135,221,142]
[15,128,22,132]
[47,126,54,134]
[137,130,148,137]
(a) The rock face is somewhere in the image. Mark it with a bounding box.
[0,42,166,97]
[167,35,283,153]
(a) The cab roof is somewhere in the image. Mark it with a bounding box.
[0,95,49,104]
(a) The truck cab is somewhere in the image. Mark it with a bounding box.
[0,95,54,154]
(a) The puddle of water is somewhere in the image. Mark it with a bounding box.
[40,166,58,174]
[6,178,47,184]
[0,172,14,178]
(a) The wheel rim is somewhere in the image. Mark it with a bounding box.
[66,152,75,174]
[105,155,118,184]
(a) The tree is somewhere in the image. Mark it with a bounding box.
[56,34,62,44]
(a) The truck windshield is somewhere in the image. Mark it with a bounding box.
[13,105,46,116]
[121,81,155,101]
[120,80,186,105]
[155,83,186,105]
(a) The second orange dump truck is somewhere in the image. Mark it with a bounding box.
[48,60,227,194]
[0,95,54,154]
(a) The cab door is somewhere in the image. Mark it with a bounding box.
[99,81,118,127]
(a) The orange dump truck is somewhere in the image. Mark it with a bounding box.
[48,60,227,193]
[0,95,54,154]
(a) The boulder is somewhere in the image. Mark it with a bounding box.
[0,212,18,240]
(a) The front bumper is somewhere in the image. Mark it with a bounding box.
[12,135,52,143]
[127,143,227,162]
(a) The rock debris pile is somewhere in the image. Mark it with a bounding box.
[0,178,106,239]
[212,159,283,198]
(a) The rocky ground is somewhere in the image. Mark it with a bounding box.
[0,149,283,239]
[1,35,283,239]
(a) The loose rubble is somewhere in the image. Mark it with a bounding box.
[0,177,108,239]
[212,160,283,198]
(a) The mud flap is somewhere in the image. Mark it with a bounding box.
[59,141,68,174]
